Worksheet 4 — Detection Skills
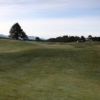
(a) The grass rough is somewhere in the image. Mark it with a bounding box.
[0,39,100,100]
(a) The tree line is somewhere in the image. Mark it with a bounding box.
[9,23,100,42]
[46,35,100,42]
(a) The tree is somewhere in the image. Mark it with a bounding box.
[80,36,86,42]
[35,37,41,41]
[88,35,93,41]
[9,23,28,40]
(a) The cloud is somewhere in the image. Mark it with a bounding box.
[0,0,99,8]
[0,0,99,38]
[0,0,99,20]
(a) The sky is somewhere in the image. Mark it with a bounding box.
[0,0,100,39]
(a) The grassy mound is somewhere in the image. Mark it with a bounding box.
[0,39,100,100]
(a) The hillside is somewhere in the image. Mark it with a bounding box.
[0,39,100,100]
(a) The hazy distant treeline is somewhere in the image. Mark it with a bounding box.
[46,35,100,42]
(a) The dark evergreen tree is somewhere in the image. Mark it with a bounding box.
[9,23,28,40]
[80,36,86,42]
[88,35,93,41]
[35,37,41,41]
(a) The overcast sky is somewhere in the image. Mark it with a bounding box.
[0,0,100,38]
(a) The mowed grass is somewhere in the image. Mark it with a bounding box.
[0,39,100,100]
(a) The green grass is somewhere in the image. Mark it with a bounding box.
[0,39,100,100]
